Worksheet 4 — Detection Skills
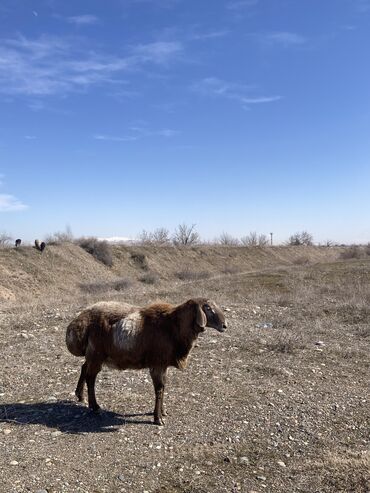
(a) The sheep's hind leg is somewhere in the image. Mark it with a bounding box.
[75,362,87,402]
[150,368,167,426]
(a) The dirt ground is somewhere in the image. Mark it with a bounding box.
[1,256,369,493]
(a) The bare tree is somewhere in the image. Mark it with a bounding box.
[173,223,200,246]
[0,232,12,247]
[138,230,153,245]
[258,234,269,247]
[240,232,258,247]
[152,227,170,245]
[288,231,314,246]
[217,232,240,246]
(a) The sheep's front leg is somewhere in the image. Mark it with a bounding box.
[150,368,167,426]
[86,360,102,413]
[75,362,87,402]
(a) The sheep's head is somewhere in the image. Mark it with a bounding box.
[190,298,227,333]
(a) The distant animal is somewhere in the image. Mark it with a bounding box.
[66,298,227,425]
[15,239,21,248]
[40,241,46,252]
[35,239,40,251]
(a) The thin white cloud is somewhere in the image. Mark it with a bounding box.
[0,34,183,98]
[94,126,179,142]
[356,0,370,12]
[191,30,229,41]
[156,128,179,137]
[261,31,307,46]
[227,0,259,10]
[132,41,183,63]
[24,135,36,139]
[94,134,138,142]
[122,0,181,8]
[193,77,281,107]
[241,96,282,104]
[66,15,99,26]
[0,194,28,211]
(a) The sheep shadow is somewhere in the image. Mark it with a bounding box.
[0,400,155,434]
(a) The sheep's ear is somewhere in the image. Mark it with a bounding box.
[195,302,207,328]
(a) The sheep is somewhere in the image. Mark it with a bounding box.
[66,298,227,425]
[40,241,46,252]
[15,239,21,248]
[35,239,40,250]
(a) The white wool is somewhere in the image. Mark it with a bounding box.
[112,311,141,351]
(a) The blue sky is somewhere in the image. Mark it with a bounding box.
[1,0,369,244]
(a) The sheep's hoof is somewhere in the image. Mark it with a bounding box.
[89,404,101,414]
[75,392,84,403]
[161,409,167,417]
[154,417,165,426]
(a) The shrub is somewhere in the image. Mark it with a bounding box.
[241,232,258,247]
[80,278,131,294]
[222,264,239,275]
[131,252,149,270]
[175,268,211,281]
[293,256,310,265]
[78,237,113,267]
[217,232,240,246]
[340,246,364,260]
[138,228,171,245]
[241,232,269,247]
[0,232,12,247]
[45,230,74,245]
[139,272,159,284]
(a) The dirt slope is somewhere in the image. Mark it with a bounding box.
[0,244,343,305]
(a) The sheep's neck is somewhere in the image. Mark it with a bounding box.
[174,319,199,370]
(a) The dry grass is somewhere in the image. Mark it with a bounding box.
[0,247,369,492]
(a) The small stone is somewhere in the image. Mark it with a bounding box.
[3,429,11,435]
[51,431,62,437]
[10,460,19,466]
[239,456,249,464]
[315,341,325,346]
[35,490,48,493]
[277,460,286,468]
[117,475,125,482]
[257,475,266,481]
[21,332,29,339]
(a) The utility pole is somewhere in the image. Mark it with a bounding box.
[270,232,273,246]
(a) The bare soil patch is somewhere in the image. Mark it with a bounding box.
[0,253,369,492]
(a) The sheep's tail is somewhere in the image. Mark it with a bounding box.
[66,318,89,357]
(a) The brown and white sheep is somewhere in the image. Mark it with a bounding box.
[66,298,227,425]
